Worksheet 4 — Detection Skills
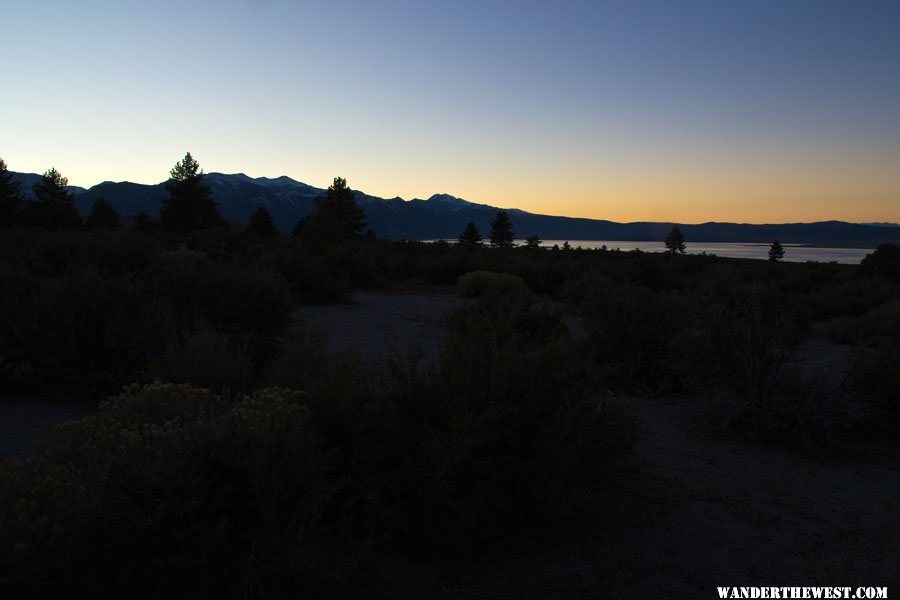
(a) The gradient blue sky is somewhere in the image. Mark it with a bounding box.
[3,0,899,222]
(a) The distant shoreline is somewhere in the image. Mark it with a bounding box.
[424,238,881,250]
[423,239,878,264]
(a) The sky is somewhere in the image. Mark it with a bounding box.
[2,0,899,223]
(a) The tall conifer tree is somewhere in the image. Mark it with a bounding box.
[489,210,514,248]
[160,152,224,232]
[0,158,21,226]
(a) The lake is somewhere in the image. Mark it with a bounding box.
[531,240,875,264]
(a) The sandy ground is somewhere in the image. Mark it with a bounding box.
[291,284,587,371]
[430,392,900,598]
[574,395,899,597]
[291,285,464,370]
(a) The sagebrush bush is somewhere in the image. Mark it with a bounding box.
[403,292,637,546]
[858,243,900,283]
[417,251,476,284]
[1,266,182,391]
[0,383,349,598]
[806,276,895,320]
[148,325,255,392]
[457,270,531,304]
[577,282,693,394]
[0,231,293,395]
[263,241,353,303]
[144,254,292,334]
[714,368,863,451]
[265,327,369,403]
[851,341,900,431]
[1,288,637,596]
[826,301,900,347]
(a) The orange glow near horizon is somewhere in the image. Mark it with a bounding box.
[3,2,899,225]
[7,131,899,225]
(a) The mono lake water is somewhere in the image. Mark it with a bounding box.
[530,241,876,264]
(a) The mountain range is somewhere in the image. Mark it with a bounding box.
[10,171,900,245]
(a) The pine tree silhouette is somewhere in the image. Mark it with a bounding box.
[768,240,785,262]
[160,152,224,232]
[246,206,278,238]
[86,198,121,230]
[0,158,22,226]
[318,177,366,239]
[489,210,514,248]
[31,168,82,230]
[665,225,686,254]
[459,222,483,246]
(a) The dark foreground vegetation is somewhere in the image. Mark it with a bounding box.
[2,158,900,595]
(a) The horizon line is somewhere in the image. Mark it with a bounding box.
[9,168,899,227]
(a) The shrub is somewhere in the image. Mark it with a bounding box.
[826,301,900,347]
[578,283,692,394]
[406,294,636,546]
[263,243,352,303]
[203,264,291,333]
[457,270,530,304]
[712,367,862,451]
[417,251,475,285]
[849,340,900,432]
[858,243,900,282]
[347,247,387,289]
[0,267,182,392]
[807,276,895,320]
[696,290,865,449]
[266,327,368,403]
[148,325,255,392]
[1,243,646,595]
[0,232,292,395]
[0,383,346,597]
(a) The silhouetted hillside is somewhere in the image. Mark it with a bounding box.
[11,172,86,196]
[10,171,900,244]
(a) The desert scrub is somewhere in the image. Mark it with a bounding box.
[147,325,256,392]
[457,270,530,303]
[858,243,900,283]
[851,340,900,432]
[0,231,293,395]
[577,282,695,394]
[699,290,866,450]
[265,327,368,403]
[0,266,183,392]
[144,254,292,335]
[713,369,863,451]
[826,300,900,347]
[1,296,638,596]
[261,240,353,303]
[410,292,637,547]
[0,383,341,598]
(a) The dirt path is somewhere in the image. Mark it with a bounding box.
[291,285,464,370]
[583,395,900,597]
[290,285,587,373]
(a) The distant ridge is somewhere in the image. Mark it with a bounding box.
[10,171,900,245]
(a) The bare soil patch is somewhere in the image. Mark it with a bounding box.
[431,394,900,598]
[290,284,464,370]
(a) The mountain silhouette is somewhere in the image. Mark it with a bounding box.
[10,171,900,245]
